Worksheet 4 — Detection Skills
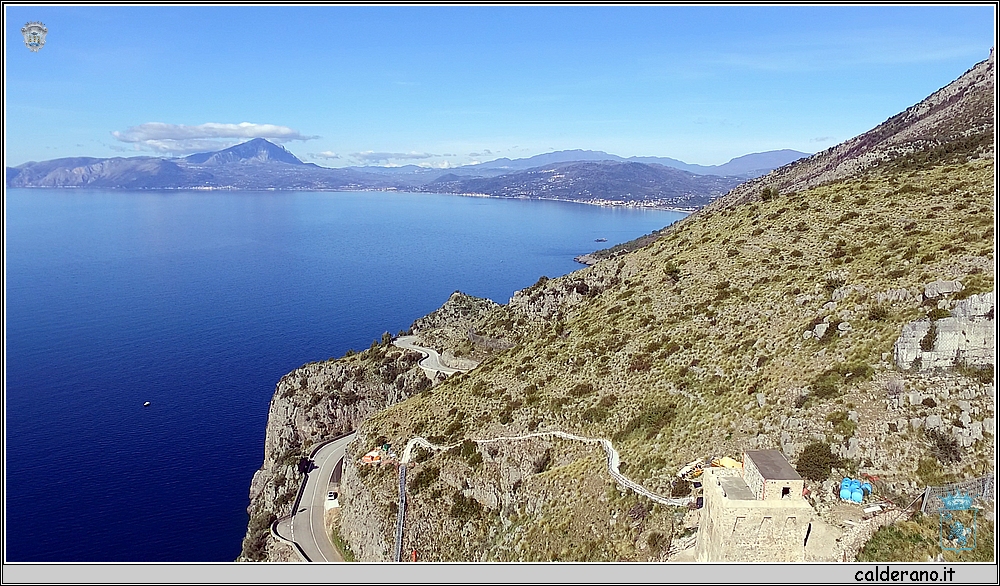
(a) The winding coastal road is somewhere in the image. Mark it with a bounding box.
[393,335,468,376]
[273,432,356,562]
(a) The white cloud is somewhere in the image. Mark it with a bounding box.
[416,160,457,169]
[310,151,341,160]
[111,122,318,154]
[349,151,438,164]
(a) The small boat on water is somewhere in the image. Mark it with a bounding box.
[595,238,607,242]
[143,401,151,407]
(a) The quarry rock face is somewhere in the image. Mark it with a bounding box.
[894,291,995,371]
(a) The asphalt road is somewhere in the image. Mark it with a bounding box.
[281,433,356,562]
[393,335,468,376]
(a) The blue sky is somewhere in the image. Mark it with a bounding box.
[4,5,995,168]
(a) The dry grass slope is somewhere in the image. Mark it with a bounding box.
[349,155,993,561]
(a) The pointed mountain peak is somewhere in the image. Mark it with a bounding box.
[185,138,304,165]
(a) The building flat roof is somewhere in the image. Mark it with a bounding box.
[744,450,802,481]
[719,475,756,500]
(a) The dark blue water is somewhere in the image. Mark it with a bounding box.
[4,189,684,561]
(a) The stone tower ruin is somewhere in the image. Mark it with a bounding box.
[695,450,817,562]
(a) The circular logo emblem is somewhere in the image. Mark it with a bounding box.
[22,21,48,52]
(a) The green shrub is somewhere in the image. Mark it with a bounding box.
[796,441,842,481]
[663,261,681,281]
[838,361,874,381]
[826,411,857,438]
[444,412,465,438]
[671,479,692,497]
[533,449,552,474]
[926,430,961,464]
[628,353,653,372]
[927,308,951,321]
[920,322,938,352]
[458,440,483,467]
[409,465,440,493]
[450,492,484,521]
[812,371,842,399]
[868,305,890,321]
[241,512,278,561]
[646,531,669,551]
[824,276,846,293]
[956,362,993,384]
[614,402,677,441]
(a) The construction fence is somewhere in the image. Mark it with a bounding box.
[920,474,994,514]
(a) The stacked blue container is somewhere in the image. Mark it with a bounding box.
[839,478,853,500]
[840,477,872,502]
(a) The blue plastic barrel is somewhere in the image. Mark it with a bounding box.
[850,479,861,490]
[851,489,864,503]
[840,487,853,500]
[861,482,873,494]
[841,478,851,488]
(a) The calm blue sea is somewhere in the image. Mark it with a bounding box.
[4,189,685,561]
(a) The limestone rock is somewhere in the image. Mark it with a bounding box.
[845,437,860,459]
[893,291,995,370]
[924,280,964,299]
[876,288,913,304]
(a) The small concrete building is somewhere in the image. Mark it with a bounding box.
[695,450,816,562]
[742,449,805,501]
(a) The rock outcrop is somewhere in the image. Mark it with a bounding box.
[894,291,995,371]
[238,346,427,561]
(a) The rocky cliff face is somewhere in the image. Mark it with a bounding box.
[894,290,995,371]
[238,345,428,561]
[238,289,536,562]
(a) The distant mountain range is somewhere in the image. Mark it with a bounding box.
[6,138,808,209]
[463,148,809,179]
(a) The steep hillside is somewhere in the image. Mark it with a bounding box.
[243,50,995,563]
[341,156,993,561]
[710,50,994,212]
